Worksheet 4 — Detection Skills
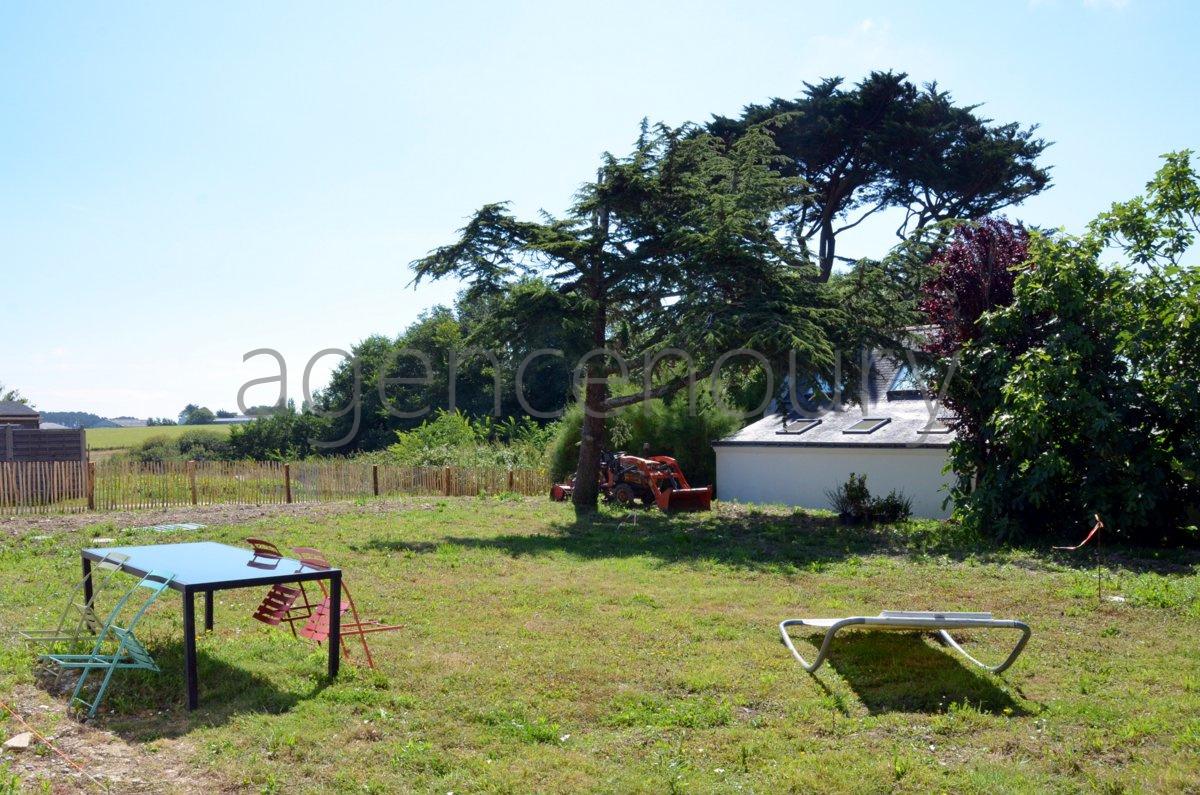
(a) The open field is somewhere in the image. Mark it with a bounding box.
[2,499,1199,792]
[86,425,234,452]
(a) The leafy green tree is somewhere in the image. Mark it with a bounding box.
[313,280,589,453]
[0,383,29,405]
[318,307,473,451]
[227,402,329,460]
[709,72,1050,281]
[1092,151,1200,531]
[179,405,215,425]
[949,231,1148,539]
[413,123,839,512]
[932,153,1199,542]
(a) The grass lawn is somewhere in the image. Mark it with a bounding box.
[86,424,233,452]
[2,498,1199,792]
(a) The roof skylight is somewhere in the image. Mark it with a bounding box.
[843,418,890,434]
[777,418,820,435]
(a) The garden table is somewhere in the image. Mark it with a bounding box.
[81,541,341,709]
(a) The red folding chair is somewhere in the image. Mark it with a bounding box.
[246,538,315,637]
[291,546,402,669]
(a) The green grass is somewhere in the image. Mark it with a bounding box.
[86,424,233,451]
[2,499,1199,792]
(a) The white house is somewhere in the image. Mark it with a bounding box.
[712,353,955,518]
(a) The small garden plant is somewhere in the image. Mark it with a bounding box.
[827,473,913,524]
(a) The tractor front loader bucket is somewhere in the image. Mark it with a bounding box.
[656,486,713,513]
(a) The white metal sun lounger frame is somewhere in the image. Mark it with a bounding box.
[779,611,1032,674]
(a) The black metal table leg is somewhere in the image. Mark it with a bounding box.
[204,590,214,631]
[183,589,198,709]
[81,555,94,605]
[328,572,341,678]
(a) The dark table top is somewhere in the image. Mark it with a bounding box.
[82,541,339,591]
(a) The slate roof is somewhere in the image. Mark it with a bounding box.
[0,401,38,417]
[714,347,955,450]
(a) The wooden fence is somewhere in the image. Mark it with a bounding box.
[0,460,551,516]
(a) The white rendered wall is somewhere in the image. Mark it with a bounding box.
[714,446,953,519]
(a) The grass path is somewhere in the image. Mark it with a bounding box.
[1,498,1198,792]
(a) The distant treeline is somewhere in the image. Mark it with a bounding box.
[41,411,118,429]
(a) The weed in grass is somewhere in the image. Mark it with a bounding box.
[389,739,452,775]
[607,694,732,729]
[1126,572,1199,612]
[1177,720,1200,752]
[477,704,562,744]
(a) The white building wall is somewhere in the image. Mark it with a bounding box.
[714,445,954,519]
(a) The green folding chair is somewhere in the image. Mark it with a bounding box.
[17,552,131,647]
[42,570,175,719]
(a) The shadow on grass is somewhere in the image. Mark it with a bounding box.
[37,639,329,740]
[425,508,989,572]
[405,507,1200,575]
[360,539,440,554]
[796,632,1032,716]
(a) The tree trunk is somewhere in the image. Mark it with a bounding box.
[818,216,836,282]
[571,368,608,515]
[573,175,610,515]
[571,290,608,514]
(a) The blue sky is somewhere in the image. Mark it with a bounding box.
[2,0,1197,418]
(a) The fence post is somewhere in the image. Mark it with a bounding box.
[443,466,453,497]
[507,469,514,492]
[187,460,198,505]
[284,463,293,504]
[372,465,380,497]
[86,461,96,511]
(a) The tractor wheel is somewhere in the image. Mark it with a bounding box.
[609,483,637,507]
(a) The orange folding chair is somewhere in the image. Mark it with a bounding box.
[246,538,316,637]
[291,546,402,669]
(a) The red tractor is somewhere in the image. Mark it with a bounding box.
[550,451,712,512]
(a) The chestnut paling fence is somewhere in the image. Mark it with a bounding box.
[0,460,551,516]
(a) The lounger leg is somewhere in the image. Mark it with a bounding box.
[937,622,1031,674]
[779,620,852,673]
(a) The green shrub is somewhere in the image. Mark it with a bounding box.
[826,473,913,524]
[545,387,741,485]
[227,405,330,460]
[375,410,553,469]
[873,490,914,523]
[826,472,871,520]
[123,430,234,463]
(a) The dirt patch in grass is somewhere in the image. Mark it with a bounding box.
[0,685,222,793]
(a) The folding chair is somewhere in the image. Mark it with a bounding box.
[292,547,401,669]
[779,611,1032,674]
[16,552,131,647]
[246,538,315,637]
[42,570,176,719]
